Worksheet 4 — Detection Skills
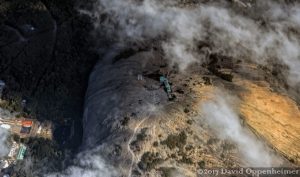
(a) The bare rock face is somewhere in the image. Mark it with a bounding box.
[83,51,164,147]
[82,48,170,146]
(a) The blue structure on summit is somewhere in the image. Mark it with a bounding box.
[160,76,173,100]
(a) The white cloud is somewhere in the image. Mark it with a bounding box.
[201,93,274,167]
[46,147,118,177]
[86,0,300,85]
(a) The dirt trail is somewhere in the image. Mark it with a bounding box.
[127,116,149,177]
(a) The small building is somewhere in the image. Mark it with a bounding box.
[20,120,33,134]
[16,144,26,160]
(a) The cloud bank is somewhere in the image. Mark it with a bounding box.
[84,0,300,85]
